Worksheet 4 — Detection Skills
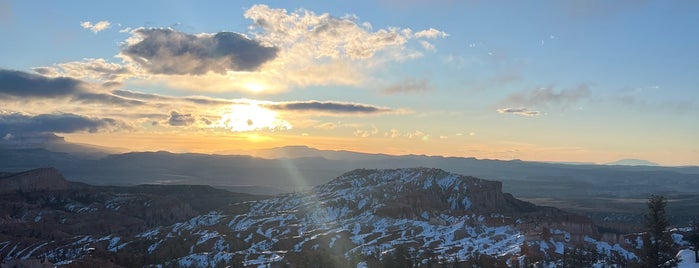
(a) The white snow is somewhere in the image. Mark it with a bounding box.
[674,233,688,246]
[677,249,699,268]
[584,236,638,260]
[108,237,121,252]
[21,242,48,260]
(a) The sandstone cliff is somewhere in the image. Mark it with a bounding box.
[0,167,71,193]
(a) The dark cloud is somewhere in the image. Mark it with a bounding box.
[496,108,541,117]
[502,84,590,108]
[0,69,83,97]
[262,101,392,114]
[0,112,122,134]
[383,78,431,94]
[0,69,143,106]
[168,111,195,126]
[121,28,279,75]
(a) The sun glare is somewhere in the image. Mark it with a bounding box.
[215,104,292,132]
[245,82,266,93]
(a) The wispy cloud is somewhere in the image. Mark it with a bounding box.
[33,58,133,83]
[383,77,431,94]
[496,108,541,117]
[354,126,379,138]
[262,101,393,114]
[80,20,111,33]
[414,28,449,38]
[501,84,591,108]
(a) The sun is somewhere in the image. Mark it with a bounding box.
[215,104,291,132]
[244,82,266,93]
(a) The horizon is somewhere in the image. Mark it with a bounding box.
[1,1,698,166]
[35,139,697,168]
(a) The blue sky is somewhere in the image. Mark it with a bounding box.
[0,0,697,165]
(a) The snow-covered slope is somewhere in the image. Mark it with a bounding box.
[1,168,644,267]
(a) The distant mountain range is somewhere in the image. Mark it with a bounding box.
[606,158,659,166]
[1,143,699,232]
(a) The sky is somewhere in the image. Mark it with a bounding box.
[0,0,697,165]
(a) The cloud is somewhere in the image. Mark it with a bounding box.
[354,126,379,138]
[80,20,111,33]
[383,77,431,94]
[167,111,196,126]
[496,108,541,117]
[34,58,133,82]
[407,130,426,139]
[245,5,415,60]
[73,91,144,106]
[30,5,447,95]
[120,28,279,75]
[388,128,400,138]
[0,69,83,97]
[502,84,591,108]
[261,101,392,114]
[213,104,292,132]
[414,28,449,38]
[315,122,337,130]
[419,40,436,51]
[113,90,233,106]
[0,111,122,134]
[0,69,143,106]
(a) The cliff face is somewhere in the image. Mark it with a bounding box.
[0,167,71,193]
[319,168,542,219]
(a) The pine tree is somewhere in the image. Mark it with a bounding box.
[641,195,678,267]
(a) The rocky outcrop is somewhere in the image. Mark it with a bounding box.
[0,167,71,193]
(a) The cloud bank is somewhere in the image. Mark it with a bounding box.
[0,69,143,106]
[0,111,122,134]
[0,69,83,97]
